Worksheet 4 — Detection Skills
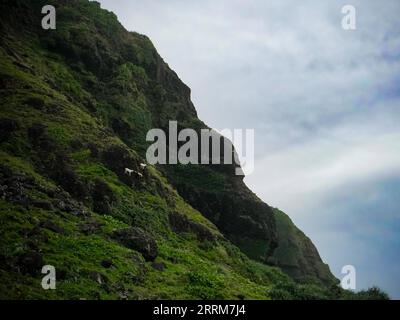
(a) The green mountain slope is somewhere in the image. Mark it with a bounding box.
[0,0,387,300]
[269,208,337,285]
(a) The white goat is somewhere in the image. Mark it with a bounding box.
[125,168,144,179]
[140,163,147,169]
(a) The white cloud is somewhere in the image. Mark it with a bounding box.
[245,122,400,214]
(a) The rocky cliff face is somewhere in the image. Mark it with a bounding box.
[0,0,342,299]
[269,209,337,286]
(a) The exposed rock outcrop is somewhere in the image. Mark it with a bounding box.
[111,228,158,261]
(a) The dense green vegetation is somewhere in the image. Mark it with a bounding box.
[0,0,388,300]
[270,208,337,285]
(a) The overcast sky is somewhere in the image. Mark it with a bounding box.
[97,0,400,298]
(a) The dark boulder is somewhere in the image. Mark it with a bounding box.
[79,219,102,235]
[168,211,190,233]
[91,179,115,215]
[101,259,113,269]
[111,227,158,261]
[51,190,88,217]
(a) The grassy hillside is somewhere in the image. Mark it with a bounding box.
[0,0,388,300]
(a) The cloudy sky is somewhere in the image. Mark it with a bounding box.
[97,0,400,298]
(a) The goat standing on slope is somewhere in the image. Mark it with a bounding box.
[124,168,134,176]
